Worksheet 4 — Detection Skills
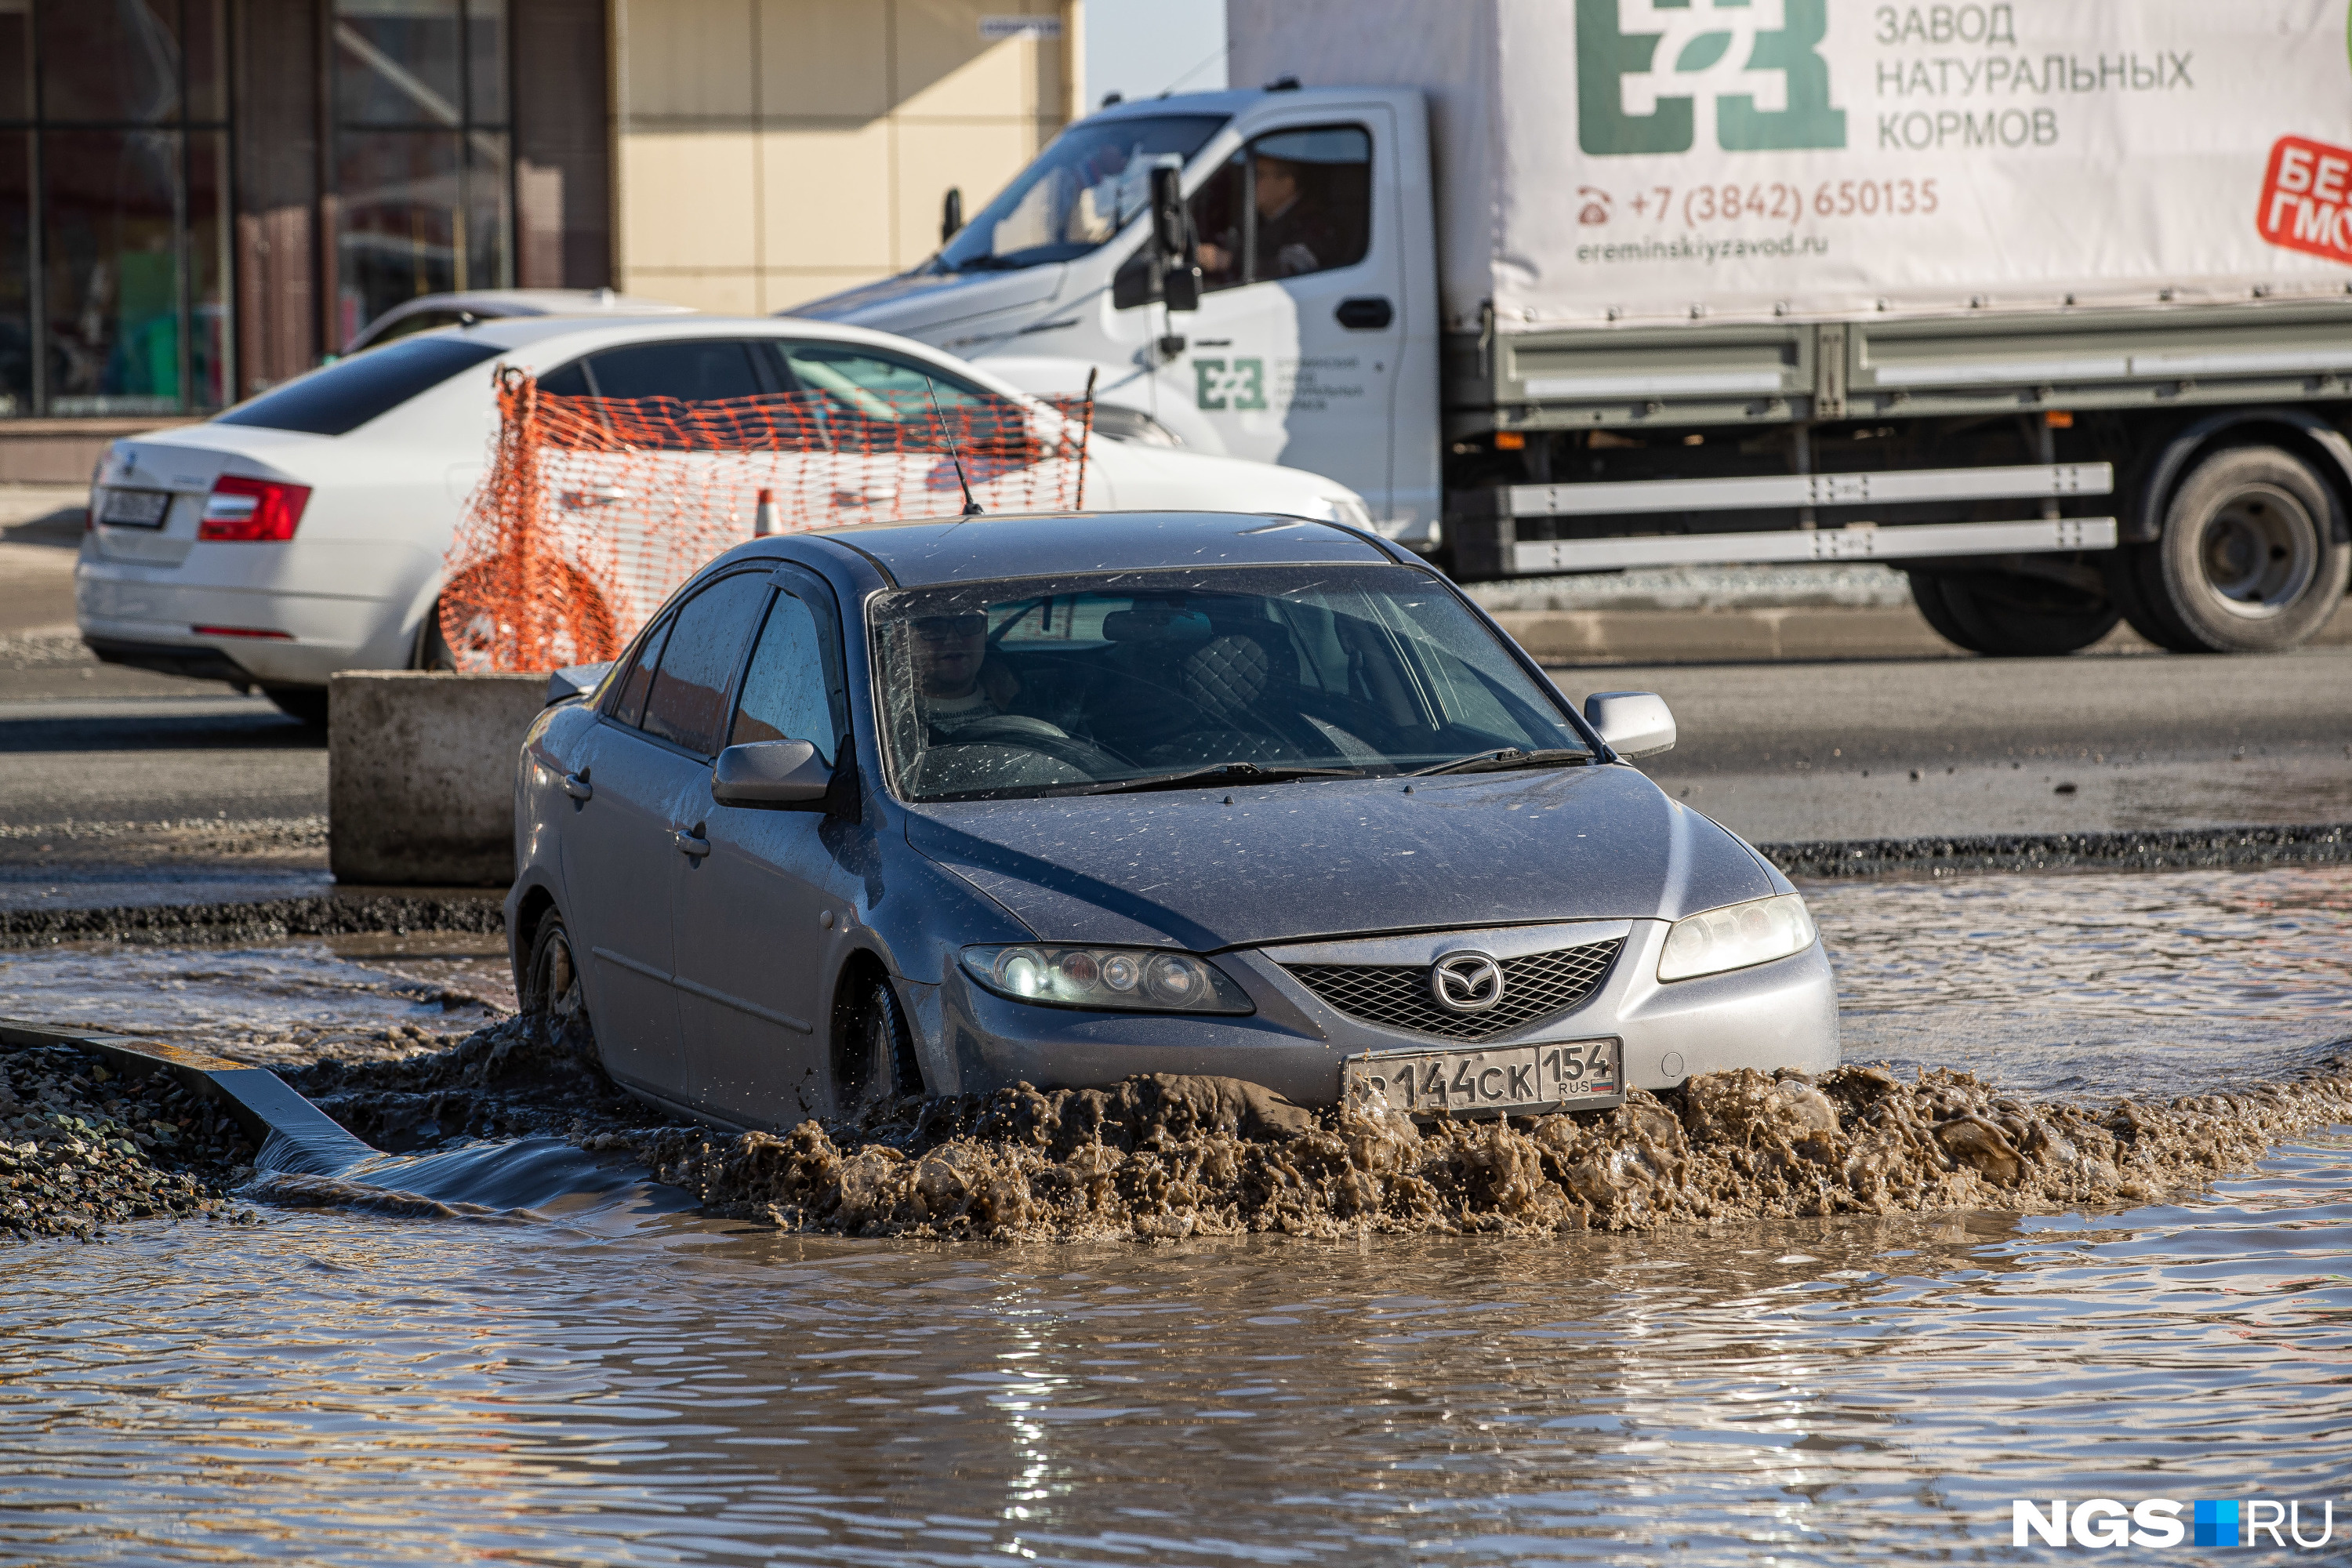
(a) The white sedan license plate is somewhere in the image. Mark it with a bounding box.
[1343,1037,1624,1120]
[100,488,172,528]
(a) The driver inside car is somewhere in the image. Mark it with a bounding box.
[914,612,1030,737]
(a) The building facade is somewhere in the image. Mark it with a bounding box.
[0,0,1076,478]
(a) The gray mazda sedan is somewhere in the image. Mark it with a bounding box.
[507,512,1837,1130]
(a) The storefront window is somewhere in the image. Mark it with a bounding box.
[0,0,230,418]
[332,0,511,348]
[0,132,28,417]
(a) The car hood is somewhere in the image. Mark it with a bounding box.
[786,265,1067,335]
[903,764,1777,951]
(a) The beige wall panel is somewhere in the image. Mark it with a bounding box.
[758,0,891,120]
[891,117,1049,270]
[619,130,760,272]
[760,121,894,273]
[895,0,1066,120]
[768,270,895,312]
[619,0,757,118]
[621,269,765,314]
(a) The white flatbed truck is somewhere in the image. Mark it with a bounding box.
[800,0,2352,655]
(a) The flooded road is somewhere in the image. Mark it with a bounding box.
[1,866,2347,1563]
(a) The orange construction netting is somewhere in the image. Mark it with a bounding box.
[439,366,1094,673]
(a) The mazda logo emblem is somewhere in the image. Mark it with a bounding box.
[1430,950,1505,1014]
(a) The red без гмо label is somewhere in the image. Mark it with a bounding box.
[2258,135,2352,263]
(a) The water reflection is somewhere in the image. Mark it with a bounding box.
[1,1138,2346,1564]
[1811,865,2352,1096]
[0,932,510,1065]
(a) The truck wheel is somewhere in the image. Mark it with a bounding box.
[833,971,920,1122]
[1906,570,2120,657]
[2121,445,2350,653]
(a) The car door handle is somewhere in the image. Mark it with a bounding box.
[562,771,593,801]
[673,826,711,858]
[1335,296,1393,331]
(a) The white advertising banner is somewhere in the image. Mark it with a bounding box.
[1486,0,2352,327]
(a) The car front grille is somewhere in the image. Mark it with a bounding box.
[1281,938,1624,1042]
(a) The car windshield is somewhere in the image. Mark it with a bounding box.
[929,114,1227,274]
[872,566,1594,804]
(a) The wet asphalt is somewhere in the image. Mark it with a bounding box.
[2,480,2347,905]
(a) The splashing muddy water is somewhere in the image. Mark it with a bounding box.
[619,1059,2352,1243]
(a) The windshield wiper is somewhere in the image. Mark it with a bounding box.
[1078,761,1372,797]
[1410,747,1592,778]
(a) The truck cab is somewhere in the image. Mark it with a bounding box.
[792,87,1443,550]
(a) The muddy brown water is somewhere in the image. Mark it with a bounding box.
[1,866,2348,1563]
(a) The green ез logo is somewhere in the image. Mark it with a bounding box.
[1195,358,1268,412]
[1577,0,1845,154]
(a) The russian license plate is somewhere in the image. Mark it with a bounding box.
[1343,1036,1623,1120]
[99,488,172,527]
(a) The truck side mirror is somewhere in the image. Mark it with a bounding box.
[1163,248,1201,312]
[1583,691,1676,759]
[711,739,833,809]
[940,186,964,245]
[1149,165,1202,314]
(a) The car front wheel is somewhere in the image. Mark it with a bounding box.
[833,971,919,1121]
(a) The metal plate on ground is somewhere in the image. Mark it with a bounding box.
[1342,1036,1623,1120]
[99,488,172,527]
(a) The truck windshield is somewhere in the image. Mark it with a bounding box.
[871,566,1593,804]
[930,114,1227,274]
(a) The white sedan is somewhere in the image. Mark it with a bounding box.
[74,316,1373,723]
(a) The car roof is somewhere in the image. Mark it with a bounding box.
[438,314,1062,401]
[793,510,1399,587]
[456,311,1010,354]
[372,288,695,320]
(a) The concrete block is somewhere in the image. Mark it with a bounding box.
[328,672,550,887]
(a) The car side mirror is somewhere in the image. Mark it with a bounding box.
[711,739,833,808]
[545,661,613,706]
[1584,691,1676,759]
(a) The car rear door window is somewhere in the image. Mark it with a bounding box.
[582,339,768,401]
[535,358,592,397]
[216,338,503,434]
[730,577,848,761]
[771,342,1019,450]
[641,572,772,757]
[607,614,673,728]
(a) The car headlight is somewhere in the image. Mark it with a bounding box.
[1657,894,1817,982]
[960,944,1254,1014]
[1323,495,1374,530]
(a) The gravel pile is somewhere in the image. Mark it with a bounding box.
[1766,822,2352,880]
[0,1041,263,1242]
[0,895,506,949]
